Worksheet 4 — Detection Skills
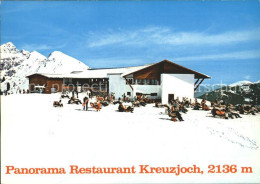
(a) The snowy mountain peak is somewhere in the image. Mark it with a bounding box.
[229,80,253,87]
[1,42,16,49]
[21,49,30,55]
[1,42,19,54]
[48,51,87,66]
[30,51,47,61]
[38,51,89,74]
[1,42,90,93]
[48,51,65,59]
[45,50,89,71]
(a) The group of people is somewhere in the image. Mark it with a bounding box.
[156,96,260,121]
[192,98,210,111]
[211,99,259,119]
[117,94,161,112]
[59,90,102,111]
[211,105,242,119]
[192,98,259,119]
[82,95,102,111]
[58,90,259,121]
[17,89,29,94]
[167,97,190,121]
[236,104,258,115]
[155,97,188,122]
[118,102,134,113]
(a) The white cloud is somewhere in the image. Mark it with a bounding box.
[174,50,260,62]
[21,43,66,51]
[244,75,251,80]
[86,26,260,48]
[88,34,127,48]
[161,29,260,46]
[86,57,147,68]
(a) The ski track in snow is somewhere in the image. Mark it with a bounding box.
[206,126,258,150]
[161,107,260,150]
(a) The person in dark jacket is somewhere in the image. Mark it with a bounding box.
[75,89,79,98]
[118,102,134,113]
[83,96,89,111]
[169,106,184,121]
[118,103,125,112]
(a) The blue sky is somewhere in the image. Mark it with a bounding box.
[1,1,260,85]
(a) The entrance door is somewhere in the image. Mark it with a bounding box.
[168,94,174,104]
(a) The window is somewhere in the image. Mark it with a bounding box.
[125,78,133,85]
[129,79,133,84]
[146,79,150,85]
[151,79,155,85]
[155,80,159,85]
[63,78,72,85]
[137,79,143,85]
[151,93,157,96]
[132,78,161,85]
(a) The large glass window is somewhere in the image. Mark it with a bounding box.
[151,79,155,85]
[132,78,160,85]
[137,79,143,85]
[146,79,150,85]
[155,79,159,85]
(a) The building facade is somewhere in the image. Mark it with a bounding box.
[27,60,210,103]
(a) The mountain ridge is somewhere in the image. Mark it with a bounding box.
[0,42,89,93]
[197,81,260,105]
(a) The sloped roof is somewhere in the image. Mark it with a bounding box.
[26,64,152,79]
[26,60,210,79]
[122,60,210,79]
[26,73,65,78]
[71,64,152,78]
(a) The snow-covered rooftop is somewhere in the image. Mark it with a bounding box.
[27,73,66,78]
[27,64,152,79]
[26,60,210,79]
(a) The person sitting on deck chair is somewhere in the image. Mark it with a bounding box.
[168,106,184,122]
[118,102,134,113]
[179,102,188,113]
[225,105,242,119]
[211,106,227,119]
[193,102,201,110]
[53,100,63,107]
[201,99,210,111]
[90,100,101,111]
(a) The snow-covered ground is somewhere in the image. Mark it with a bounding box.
[1,93,260,183]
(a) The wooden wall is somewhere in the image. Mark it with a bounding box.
[163,62,200,78]
[133,63,162,80]
[28,74,48,91]
[130,60,204,80]
[28,74,63,93]
[46,78,63,93]
[28,74,109,94]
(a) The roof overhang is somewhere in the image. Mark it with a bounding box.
[26,60,210,80]
[123,60,210,79]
